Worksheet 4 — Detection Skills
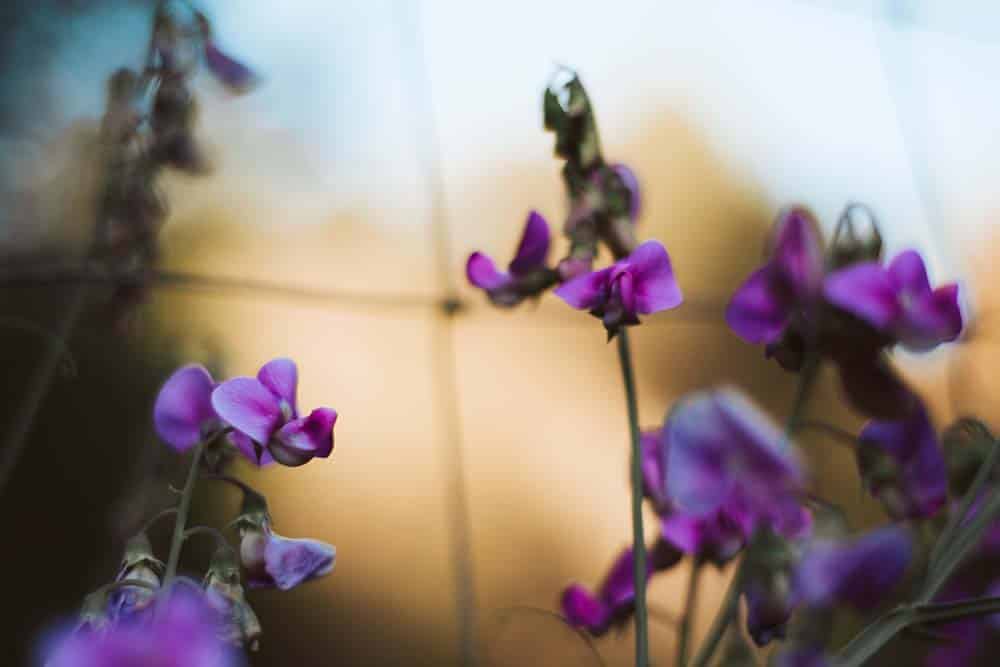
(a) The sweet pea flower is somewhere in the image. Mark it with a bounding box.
[794,525,912,610]
[153,364,222,453]
[42,589,242,667]
[561,540,681,636]
[466,211,555,307]
[665,388,809,539]
[642,429,754,565]
[857,401,948,520]
[108,534,163,619]
[726,207,824,345]
[195,12,259,94]
[824,249,963,352]
[211,358,337,467]
[555,240,682,337]
[234,492,336,591]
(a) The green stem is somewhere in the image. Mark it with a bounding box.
[162,441,205,584]
[925,437,1000,580]
[690,562,745,667]
[676,559,703,667]
[616,329,649,667]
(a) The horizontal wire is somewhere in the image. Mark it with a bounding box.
[0,264,728,325]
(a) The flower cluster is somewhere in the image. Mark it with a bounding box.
[154,358,337,467]
[466,71,682,338]
[93,0,258,330]
[726,205,962,418]
[40,358,337,664]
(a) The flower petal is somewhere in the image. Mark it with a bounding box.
[229,431,274,467]
[626,241,683,314]
[257,357,298,410]
[466,252,510,290]
[561,585,610,634]
[896,283,963,351]
[599,547,639,609]
[726,267,791,344]
[641,430,668,510]
[272,407,337,466]
[772,207,824,296]
[824,262,900,330]
[211,377,282,445]
[554,267,612,310]
[204,42,259,94]
[508,211,550,276]
[153,364,218,452]
[888,250,931,295]
[794,525,912,610]
[264,534,336,591]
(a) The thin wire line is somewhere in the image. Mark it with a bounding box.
[392,2,479,665]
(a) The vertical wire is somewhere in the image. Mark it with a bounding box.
[392,2,479,664]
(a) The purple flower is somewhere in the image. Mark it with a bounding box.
[42,589,242,667]
[555,240,682,336]
[195,11,259,94]
[211,358,337,467]
[665,389,808,537]
[726,207,824,345]
[794,525,912,610]
[642,429,755,564]
[824,250,963,352]
[108,534,163,619]
[858,401,948,520]
[466,211,554,307]
[153,364,222,452]
[238,517,335,591]
[561,540,680,636]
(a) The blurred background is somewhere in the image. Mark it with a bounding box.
[2,0,1000,664]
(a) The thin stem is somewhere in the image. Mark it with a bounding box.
[183,525,230,548]
[925,438,1000,579]
[676,559,703,667]
[796,420,860,449]
[616,329,648,667]
[138,507,178,535]
[785,350,820,440]
[0,284,88,495]
[690,562,745,667]
[162,441,205,584]
[203,472,257,497]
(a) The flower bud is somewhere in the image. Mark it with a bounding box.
[203,547,262,651]
[828,203,883,270]
[108,533,163,618]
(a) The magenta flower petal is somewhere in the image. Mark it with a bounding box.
[641,430,669,510]
[466,252,510,290]
[887,249,931,293]
[554,267,612,309]
[824,262,900,329]
[561,585,610,632]
[153,364,219,452]
[858,401,947,520]
[794,525,912,610]
[264,534,336,591]
[204,41,258,94]
[230,431,274,467]
[508,210,550,276]
[272,407,337,466]
[257,357,298,413]
[627,240,683,314]
[772,208,824,297]
[896,283,963,351]
[660,509,748,564]
[726,267,791,344]
[211,377,282,446]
